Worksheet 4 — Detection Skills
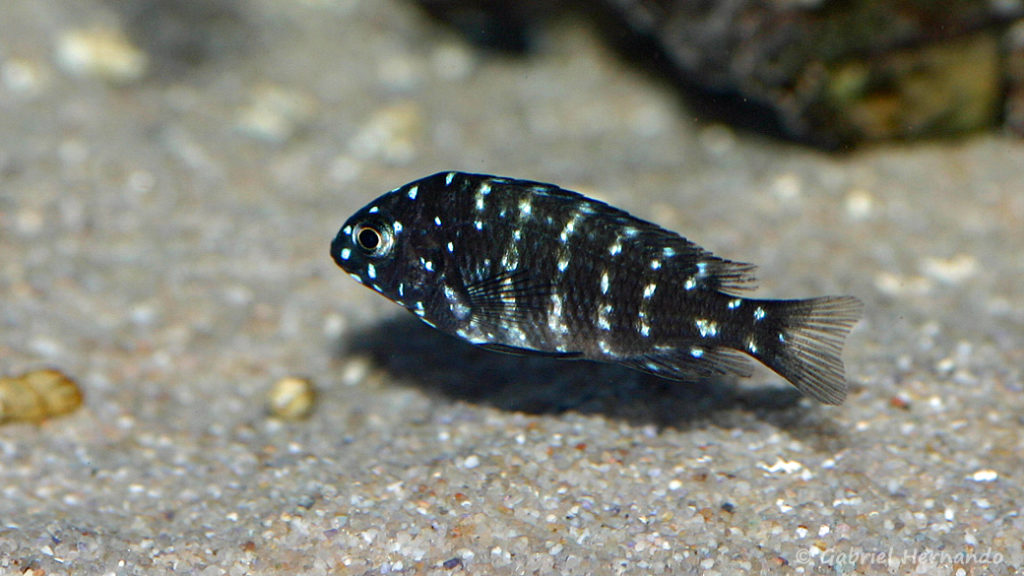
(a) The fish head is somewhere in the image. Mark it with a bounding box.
[330,187,440,312]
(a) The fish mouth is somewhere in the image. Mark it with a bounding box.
[330,229,350,270]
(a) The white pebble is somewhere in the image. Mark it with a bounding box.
[968,469,998,482]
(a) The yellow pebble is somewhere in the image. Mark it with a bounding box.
[0,369,83,424]
[267,376,317,420]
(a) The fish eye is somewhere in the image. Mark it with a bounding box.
[353,223,393,257]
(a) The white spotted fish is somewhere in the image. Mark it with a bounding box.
[331,172,863,404]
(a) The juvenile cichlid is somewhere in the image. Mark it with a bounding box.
[331,172,863,404]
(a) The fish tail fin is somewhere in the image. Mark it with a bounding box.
[748,296,864,405]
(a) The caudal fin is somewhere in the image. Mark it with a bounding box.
[751,296,864,405]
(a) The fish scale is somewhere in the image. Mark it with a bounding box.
[331,171,864,404]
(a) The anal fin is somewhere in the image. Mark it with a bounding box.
[622,346,753,382]
[478,342,582,359]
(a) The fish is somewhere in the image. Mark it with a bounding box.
[330,172,864,404]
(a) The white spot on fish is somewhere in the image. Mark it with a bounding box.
[348,273,362,283]
[650,259,661,270]
[778,332,786,343]
[600,271,610,295]
[747,338,758,354]
[424,260,435,272]
[695,318,719,338]
[368,206,380,214]
[406,186,418,200]
[445,172,456,186]
[507,325,530,345]
[519,198,532,216]
[342,225,352,235]
[393,221,403,234]
[557,257,570,273]
[339,248,351,260]
[696,261,708,277]
[434,216,442,227]
[512,229,522,241]
[500,246,519,270]
[559,210,583,243]
[754,306,766,321]
[598,339,614,354]
[623,227,638,238]
[474,220,484,231]
[690,347,704,358]
[479,182,492,195]
[475,194,485,212]
[662,247,676,258]
[643,283,657,299]
[684,277,697,290]
[366,263,377,280]
[728,298,742,310]
[447,241,455,253]
[597,303,613,330]
[609,240,622,256]
[548,294,564,334]
[638,320,651,337]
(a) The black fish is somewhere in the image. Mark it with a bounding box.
[331,172,863,404]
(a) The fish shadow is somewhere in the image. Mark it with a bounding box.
[339,315,844,440]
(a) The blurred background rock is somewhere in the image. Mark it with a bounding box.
[418,0,1024,148]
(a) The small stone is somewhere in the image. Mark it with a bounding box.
[0,369,84,424]
[56,27,148,83]
[844,188,875,220]
[968,469,998,482]
[1,58,48,97]
[921,254,978,285]
[235,84,317,143]
[267,376,317,420]
[347,101,424,164]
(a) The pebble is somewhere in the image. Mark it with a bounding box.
[844,188,875,220]
[921,254,978,285]
[56,27,148,83]
[347,101,423,164]
[0,369,84,424]
[235,84,317,143]
[267,376,317,420]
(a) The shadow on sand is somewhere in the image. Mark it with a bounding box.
[339,315,846,445]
